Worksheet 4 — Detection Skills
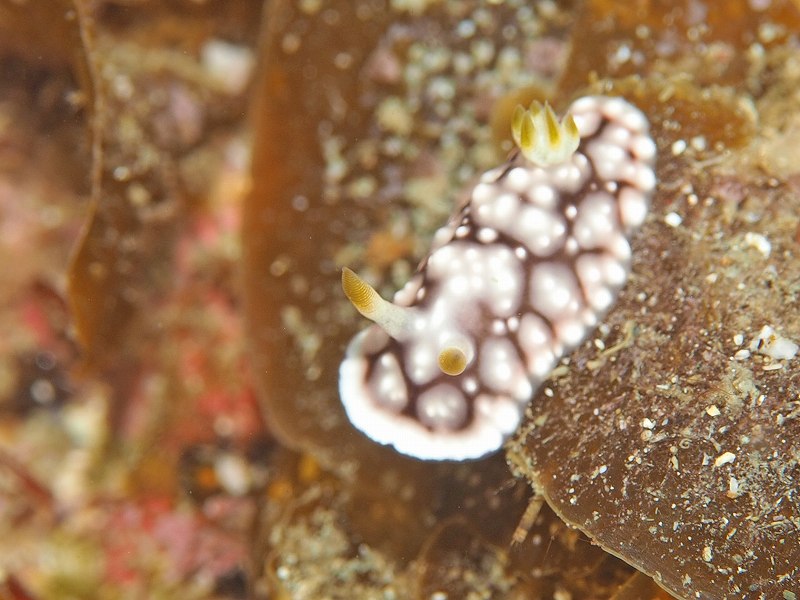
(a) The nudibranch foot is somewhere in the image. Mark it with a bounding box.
[340,96,656,461]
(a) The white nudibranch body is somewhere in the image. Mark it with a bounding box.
[340,96,657,461]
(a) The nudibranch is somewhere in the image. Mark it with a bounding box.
[340,96,657,461]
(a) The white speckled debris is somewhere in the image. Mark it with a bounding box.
[749,325,799,361]
[714,451,736,467]
[340,96,657,460]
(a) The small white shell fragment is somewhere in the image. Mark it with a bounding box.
[727,476,740,498]
[749,325,799,360]
[714,451,736,467]
[671,139,687,155]
[763,363,784,371]
[706,405,721,417]
[201,39,255,95]
[743,231,772,257]
[214,452,252,496]
[690,135,707,151]
[340,96,656,460]
[664,211,683,227]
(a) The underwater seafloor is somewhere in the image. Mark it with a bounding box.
[0,0,798,598]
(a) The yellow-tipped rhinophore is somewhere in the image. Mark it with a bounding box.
[342,267,379,317]
[511,100,580,167]
[438,346,468,376]
[341,267,415,340]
